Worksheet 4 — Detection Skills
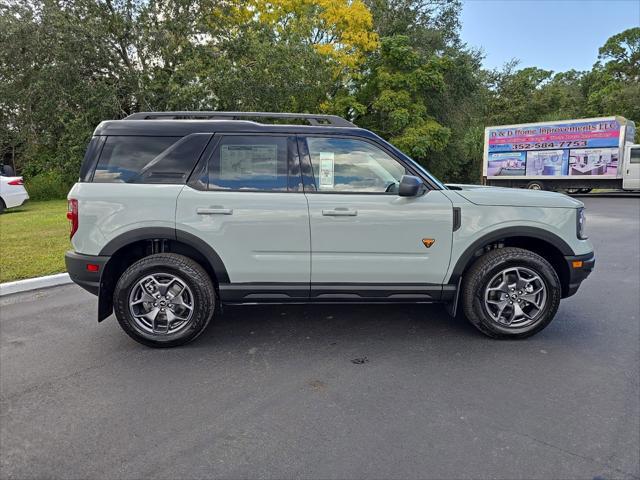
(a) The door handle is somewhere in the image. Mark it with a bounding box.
[197,207,233,215]
[322,208,357,217]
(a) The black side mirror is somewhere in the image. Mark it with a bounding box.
[398,175,423,197]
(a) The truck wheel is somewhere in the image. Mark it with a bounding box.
[113,253,216,348]
[566,188,580,194]
[526,181,544,190]
[579,188,592,194]
[461,247,561,339]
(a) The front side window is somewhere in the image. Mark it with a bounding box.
[630,148,640,164]
[208,135,297,191]
[305,137,407,193]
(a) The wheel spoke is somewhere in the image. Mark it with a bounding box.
[131,292,155,306]
[496,302,511,324]
[139,307,161,332]
[521,293,543,309]
[487,280,509,293]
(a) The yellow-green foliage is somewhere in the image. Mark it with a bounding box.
[234,0,379,72]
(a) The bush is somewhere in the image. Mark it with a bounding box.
[25,171,75,201]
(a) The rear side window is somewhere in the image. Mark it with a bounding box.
[208,135,299,191]
[93,134,210,183]
[630,148,640,164]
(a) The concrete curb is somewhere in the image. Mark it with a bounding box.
[0,273,72,297]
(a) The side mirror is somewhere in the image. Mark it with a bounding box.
[398,175,423,197]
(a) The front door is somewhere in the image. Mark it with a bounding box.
[623,145,640,190]
[299,135,453,298]
[176,134,311,301]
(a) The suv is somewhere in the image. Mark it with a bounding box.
[65,112,595,347]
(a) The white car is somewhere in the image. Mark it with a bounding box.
[0,175,29,213]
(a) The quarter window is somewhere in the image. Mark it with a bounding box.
[93,135,210,184]
[94,136,179,183]
[208,136,296,191]
[305,137,407,193]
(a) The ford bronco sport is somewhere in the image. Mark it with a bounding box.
[65,112,595,347]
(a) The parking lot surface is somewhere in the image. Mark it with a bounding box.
[1,197,639,479]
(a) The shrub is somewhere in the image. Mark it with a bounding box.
[25,171,75,201]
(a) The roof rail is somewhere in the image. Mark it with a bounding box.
[124,111,355,127]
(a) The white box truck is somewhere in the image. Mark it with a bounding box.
[482,116,639,192]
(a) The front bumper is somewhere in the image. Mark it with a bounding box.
[65,251,110,296]
[563,252,595,298]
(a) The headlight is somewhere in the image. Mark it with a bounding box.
[577,207,587,239]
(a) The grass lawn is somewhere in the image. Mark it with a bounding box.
[0,200,70,283]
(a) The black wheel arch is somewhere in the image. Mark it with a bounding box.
[97,227,229,321]
[449,226,574,298]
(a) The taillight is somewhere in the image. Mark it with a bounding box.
[8,178,23,186]
[67,199,78,239]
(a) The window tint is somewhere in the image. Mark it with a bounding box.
[306,137,407,193]
[135,134,211,184]
[94,136,180,183]
[208,136,293,191]
[630,148,640,164]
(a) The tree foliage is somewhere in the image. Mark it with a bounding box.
[0,0,637,192]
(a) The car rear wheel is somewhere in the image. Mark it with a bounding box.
[113,253,215,348]
[461,247,561,339]
[0,198,5,214]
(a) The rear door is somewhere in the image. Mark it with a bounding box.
[176,133,311,301]
[299,135,453,298]
[622,145,640,190]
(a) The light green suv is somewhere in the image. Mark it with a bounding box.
[65,112,595,347]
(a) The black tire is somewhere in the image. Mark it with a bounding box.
[0,198,5,214]
[565,188,581,194]
[579,188,592,194]
[113,253,216,348]
[461,247,561,339]
[526,181,545,191]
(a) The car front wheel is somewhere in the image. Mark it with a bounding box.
[461,247,561,339]
[113,253,216,347]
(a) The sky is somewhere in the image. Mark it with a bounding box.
[461,0,640,73]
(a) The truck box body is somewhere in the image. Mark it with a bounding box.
[483,116,639,191]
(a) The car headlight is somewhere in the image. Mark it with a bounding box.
[577,207,587,239]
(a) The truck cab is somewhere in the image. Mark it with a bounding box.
[623,144,640,190]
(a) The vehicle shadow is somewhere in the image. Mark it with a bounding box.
[190,302,480,351]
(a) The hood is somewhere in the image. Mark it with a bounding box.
[446,184,583,208]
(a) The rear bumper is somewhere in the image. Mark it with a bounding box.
[563,252,595,298]
[65,251,110,296]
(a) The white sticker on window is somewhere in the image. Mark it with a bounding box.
[319,152,335,189]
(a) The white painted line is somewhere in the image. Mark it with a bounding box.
[0,273,72,296]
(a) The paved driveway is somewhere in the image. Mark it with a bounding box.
[1,197,639,479]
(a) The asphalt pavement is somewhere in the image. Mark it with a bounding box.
[1,197,639,479]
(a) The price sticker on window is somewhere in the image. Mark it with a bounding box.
[319,152,335,189]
